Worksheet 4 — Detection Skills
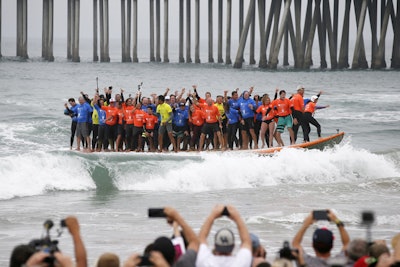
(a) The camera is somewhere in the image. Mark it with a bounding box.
[138,255,152,266]
[361,211,374,226]
[279,241,298,260]
[28,219,66,267]
[361,211,375,244]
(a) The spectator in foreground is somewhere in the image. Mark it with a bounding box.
[196,204,252,267]
[292,210,350,267]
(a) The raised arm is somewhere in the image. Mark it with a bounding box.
[198,205,224,244]
[164,207,199,251]
[176,88,185,101]
[64,216,87,267]
[120,88,125,102]
[274,88,279,100]
[225,205,251,250]
[192,85,200,100]
[292,212,313,251]
[163,88,170,97]
[80,92,91,104]
[223,90,229,103]
[328,210,350,251]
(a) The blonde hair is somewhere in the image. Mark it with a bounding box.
[271,259,293,267]
[96,252,120,267]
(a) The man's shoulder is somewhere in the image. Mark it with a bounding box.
[174,249,197,267]
[304,255,328,267]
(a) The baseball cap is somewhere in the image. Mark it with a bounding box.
[151,236,175,265]
[297,85,305,91]
[109,98,116,102]
[354,256,376,267]
[311,95,319,102]
[214,228,235,253]
[179,102,185,106]
[165,96,170,100]
[250,233,260,250]
[313,228,334,244]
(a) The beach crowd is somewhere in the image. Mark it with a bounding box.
[63,84,329,152]
[9,206,400,267]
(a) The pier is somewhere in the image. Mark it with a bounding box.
[1,0,400,69]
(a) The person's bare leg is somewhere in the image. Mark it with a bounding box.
[168,132,177,152]
[213,133,219,150]
[223,133,228,149]
[241,130,249,149]
[249,129,258,149]
[275,132,284,147]
[288,127,295,145]
[268,123,275,147]
[177,137,182,152]
[137,136,143,152]
[158,132,163,152]
[86,136,91,151]
[217,132,225,150]
[198,134,206,151]
[116,135,122,151]
[259,123,267,148]
[149,135,155,152]
[76,136,81,151]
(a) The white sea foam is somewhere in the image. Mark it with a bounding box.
[0,152,96,200]
[115,143,400,192]
[0,142,398,200]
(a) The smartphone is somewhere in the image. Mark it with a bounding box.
[148,208,166,218]
[361,211,374,225]
[137,255,151,266]
[313,210,329,220]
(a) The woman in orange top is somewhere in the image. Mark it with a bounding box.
[271,90,295,146]
[143,106,158,152]
[256,95,277,148]
[303,95,330,142]
[189,104,204,150]
[101,99,119,151]
[131,103,147,152]
[198,98,223,151]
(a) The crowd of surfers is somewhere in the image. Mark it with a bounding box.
[63,84,329,153]
[10,206,400,267]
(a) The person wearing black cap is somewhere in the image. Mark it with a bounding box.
[292,210,350,267]
[196,205,252,267]
[123,207,198,267]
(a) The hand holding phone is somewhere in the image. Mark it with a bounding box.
[148,208,166,218]
[313,210,329,221]
[221,206,230,217]
[137,255,151,266]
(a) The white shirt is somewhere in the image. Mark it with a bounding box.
[195,243,252,267]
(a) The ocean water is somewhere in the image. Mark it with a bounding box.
[0,49,400,265]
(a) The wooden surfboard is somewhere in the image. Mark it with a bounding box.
[256,132,345,154]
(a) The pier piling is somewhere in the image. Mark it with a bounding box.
[5,0,399,69]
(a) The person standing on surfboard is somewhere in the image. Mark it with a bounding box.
[156,95,177,152]
[74,96,93,151]
[64,98,78,150]
[303,94,330,142]
[271,90,295,147]
[291,85,307,143]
